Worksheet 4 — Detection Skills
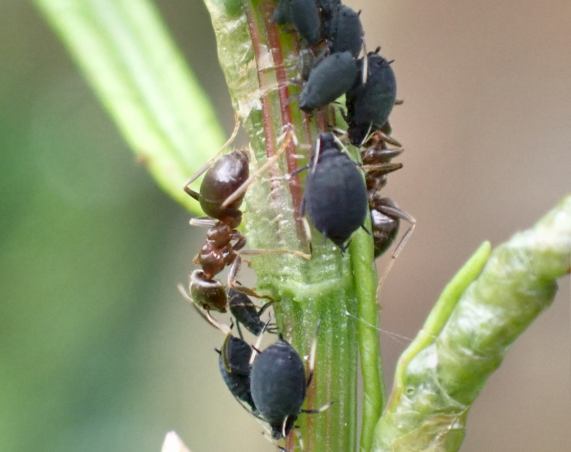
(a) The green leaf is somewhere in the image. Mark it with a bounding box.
[374,194,571,452]
[35,0,225,212]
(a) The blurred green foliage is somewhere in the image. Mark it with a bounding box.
[0,2,241,451]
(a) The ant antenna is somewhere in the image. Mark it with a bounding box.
[183,113,241,191]
[177,284,232,336]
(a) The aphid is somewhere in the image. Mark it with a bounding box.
[249,338,312,439]
[228,288,274,336]
[217,334,256,411]
[302,132,368,250]
[299,51,358,112]
[346,49,397,144]
[273,0,322,45]
[327,5,364,58]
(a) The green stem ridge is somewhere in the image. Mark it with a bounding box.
[374,195,571,452]
[35,0,225,212]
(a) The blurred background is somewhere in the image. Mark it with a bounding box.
[1,0,569,451]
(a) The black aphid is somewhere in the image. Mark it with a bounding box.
[228,288,274,336]
[346,50,397,144]
[218,335,256,411]
[327,5,364,58]
[274,0,322,45]
[250,338,308,439]
[302,132,368,250]
[299,51,358,112]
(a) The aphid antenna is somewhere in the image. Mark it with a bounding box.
[221,128,297,208]
[332,133,351,157]
[376,206,417,296]
[177,284,232,336]
[183,113,241,192]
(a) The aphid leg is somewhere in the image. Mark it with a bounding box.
[301,401,334,414]
[183,113,241,193]
[189,217,218,228]
[301,216,313,255]
[305,321,320,387]
[310,134,322,174]
[222,128,297,208]
[360,224,372,235]
[177,284,232,336]
[249,319,271,365]
[376,206,417,295]
[361,40,368,84]
[395,99,404,106]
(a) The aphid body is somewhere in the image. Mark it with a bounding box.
[218,335,256,411]
[228,289,269,336]
[274,0,322,45]
[299,51,358,112]
[346,52,397,144]
[250,339,307,439]
[303,133,368,250]
[327,5,364,58]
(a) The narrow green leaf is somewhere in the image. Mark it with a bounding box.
[35,0,225,212]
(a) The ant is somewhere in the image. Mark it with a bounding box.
[360,127,416,282]
[181,125,306,318]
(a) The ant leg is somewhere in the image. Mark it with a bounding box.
[183,114,241,192]
[189,217,218,228]
[222,127,298,208]
[376,205,417,294]
[227,256,273,299]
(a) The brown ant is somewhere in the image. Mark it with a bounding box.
[181,127,306,319]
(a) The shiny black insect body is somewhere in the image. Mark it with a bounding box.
[327,5,363,58]
[346,50,397,144]
[273,0,322,45]
[303,132,368,250]
[228,288,274,336]
[299,51,358,112]
[217,334,256,411]
[250,339,308,439]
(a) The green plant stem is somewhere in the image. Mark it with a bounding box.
[373,194,571,452]
[35,0,225,212]
[202,1,383,450]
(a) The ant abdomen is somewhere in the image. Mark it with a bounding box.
[193,150,249,227]
[371,197,400,258]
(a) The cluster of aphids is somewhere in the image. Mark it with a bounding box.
[177,0,416,447]
[276,0,415,257]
